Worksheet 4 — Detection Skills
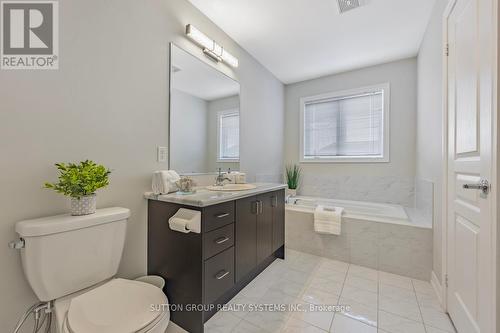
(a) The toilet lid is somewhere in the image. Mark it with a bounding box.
[67,278,167,333]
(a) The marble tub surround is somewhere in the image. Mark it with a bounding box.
[415,179,434,223]
[166,249,454,333]
[285,210,432,280]
[255,173,283,183]
[299,174,415,207]
[144,183,286,207]
[405,207,433,229]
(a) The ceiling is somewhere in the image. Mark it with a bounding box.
[188,0,437,84]
[172,44,240,101]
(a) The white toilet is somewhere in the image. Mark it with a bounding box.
[15,207,170,333]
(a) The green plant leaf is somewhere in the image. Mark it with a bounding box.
[285,164,301,190]
[44,160,111,198]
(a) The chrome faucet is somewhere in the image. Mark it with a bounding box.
[215,168,231,186]
[285,195,298,204]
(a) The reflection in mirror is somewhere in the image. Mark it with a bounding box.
[170,44,240,174]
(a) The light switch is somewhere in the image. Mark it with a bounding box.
[157,146,168,163]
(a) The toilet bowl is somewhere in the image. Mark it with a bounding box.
[55,279,170,333]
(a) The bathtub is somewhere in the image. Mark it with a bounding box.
[285,196,432,280]
[286,196,412,226]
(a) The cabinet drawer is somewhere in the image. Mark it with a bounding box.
[203,223,234,260]
[203,202,235,232]
[204,247,234,304]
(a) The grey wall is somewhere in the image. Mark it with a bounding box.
[207,95,240,172]
[284,58,418,206]
[416,0,448,285]
[0,0,284,331]
[170,89,209,173]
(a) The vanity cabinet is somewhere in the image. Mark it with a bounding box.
[147,188,285,333]
[204,246,235,304]
[235,196,258,281]
[271,189,285,252]
[256,192,274,263]
[203,201,235,232]
[235,191,285,281]
[203,223,234,260]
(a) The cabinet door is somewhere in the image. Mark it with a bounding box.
[235,196,257,281]
[272,190,285,252]
[256,193,273,263]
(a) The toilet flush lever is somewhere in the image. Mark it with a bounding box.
[8,238,24,250]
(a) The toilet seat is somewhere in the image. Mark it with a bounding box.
[65,278,168,333]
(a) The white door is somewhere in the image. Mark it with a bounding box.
[446,0,496,332]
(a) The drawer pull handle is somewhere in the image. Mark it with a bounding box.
[215,236,229,244]
[215,270,229,280]
[215,213,230,218]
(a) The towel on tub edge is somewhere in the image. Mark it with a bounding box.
[314,205,344,235]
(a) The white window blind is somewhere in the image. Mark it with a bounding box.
[303,90,385,160]
[218,112,239,160]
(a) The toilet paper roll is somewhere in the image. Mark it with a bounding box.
[168,217,190,233]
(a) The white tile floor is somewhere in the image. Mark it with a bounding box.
[167,249,456,333]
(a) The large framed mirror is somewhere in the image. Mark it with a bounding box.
[169,44,240,174]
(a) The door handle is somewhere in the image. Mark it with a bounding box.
[252,201,258,214]
[215,236,229,244]
[252,200,262,215]
[215,270,229,280]
[215,213,230,218]
[463,179,490,195]
[257,200,263,214]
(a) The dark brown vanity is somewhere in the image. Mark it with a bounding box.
[147,186,285,333]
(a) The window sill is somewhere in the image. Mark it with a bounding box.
[300,156,389,163]
[217,159,240,163]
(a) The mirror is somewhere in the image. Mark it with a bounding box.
[169,44,240,174]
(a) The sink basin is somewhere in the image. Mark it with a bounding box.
[206,184,257,191]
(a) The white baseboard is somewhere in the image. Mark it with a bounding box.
[431,270,444,306]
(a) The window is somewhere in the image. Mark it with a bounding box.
[217,110,240,162]
[300,83,390,163]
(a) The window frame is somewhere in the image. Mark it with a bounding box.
[299,83,390,163]
[216,109,240,163]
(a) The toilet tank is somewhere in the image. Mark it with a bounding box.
[15,207,130,302]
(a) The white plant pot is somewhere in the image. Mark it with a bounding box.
[287,188,297,197]
[70,194,97,216]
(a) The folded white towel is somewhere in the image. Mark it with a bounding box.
[227,172,246,184]
[168,170,180,182]
[151,172,162,194]
[152,170,181,194]
[314,205,343,235]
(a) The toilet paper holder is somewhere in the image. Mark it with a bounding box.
[168,208,201,234]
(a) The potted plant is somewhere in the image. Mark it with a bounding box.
[285,164,301,197]
[44,160,111,216]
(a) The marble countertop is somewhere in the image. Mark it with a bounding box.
[144,183,287,207]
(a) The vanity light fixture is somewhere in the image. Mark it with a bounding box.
[185,24,239,68]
